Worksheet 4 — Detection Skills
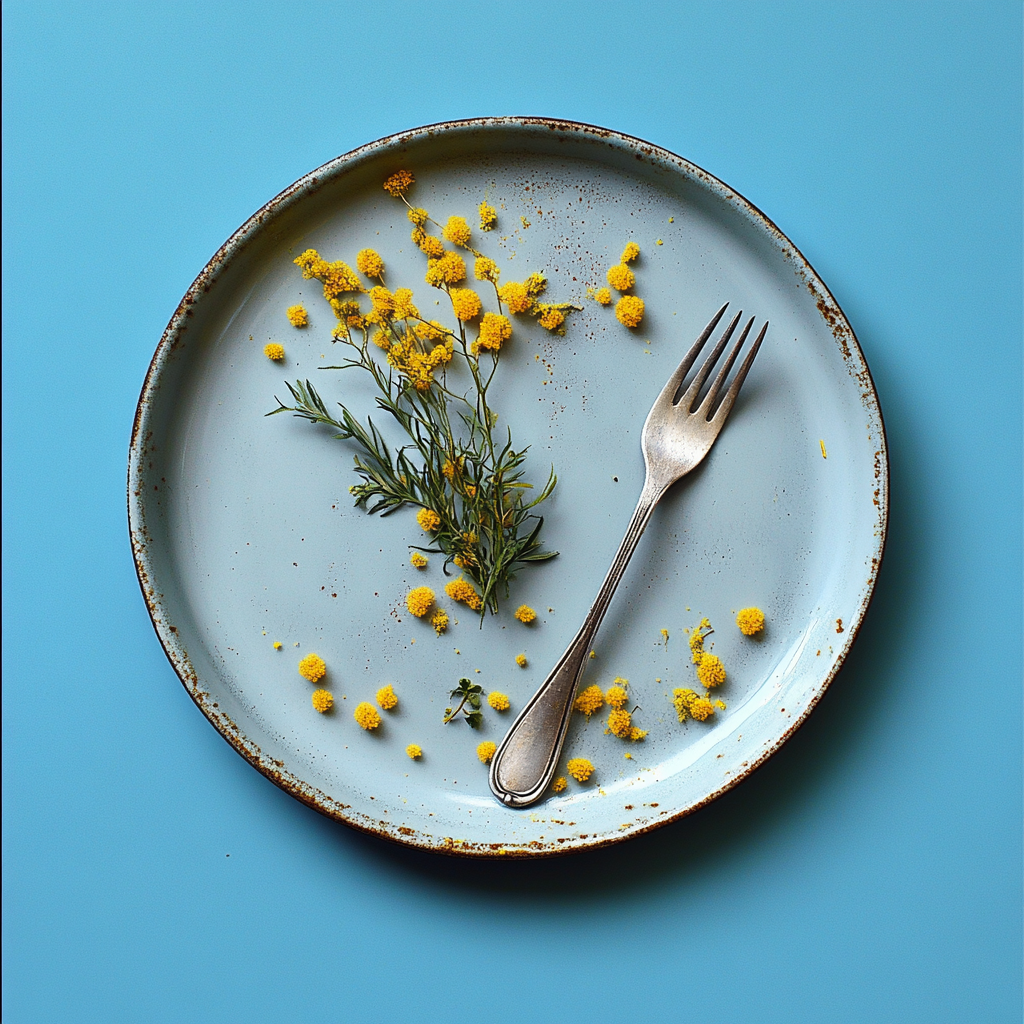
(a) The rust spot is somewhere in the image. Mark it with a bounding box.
[835,618,844,633]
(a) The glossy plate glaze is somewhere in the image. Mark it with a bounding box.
[129,118,887,857]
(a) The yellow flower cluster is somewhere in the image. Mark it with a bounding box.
[385,328,453,391]
[353,702,382,730]
[445,577,482,611]
[449,287,482,322]
[573,684,604,716]
[376,684,398,710]
[488,691,511,711]
[607,707,632,737]
[592,242,645,329]
[566,758,594,783]
[356,249,385,279]
[431,609,449,635]
[410,551,428,568]
[472,312,512,355]
[478,202,497,231]
[406,744,423,759]
[474,256,500,283]
[514,605,537,624]
[673,688,715,722]
[443,215,472,248]
[298,653,326,683]
[551,776,568,793]
[605,680,628,708]
[407,207,428,226]
[515,653,527,668]
[383,169,415,197]
[477,740,497,764]
[286,304,308,327]
[417,508,441,531]
[406,586,434,617]
[311,689,333,713]
[425,251,467,288]
[264,342,285,361]
[736,607,766,635]
[697,653,726,688]
[673,617,731,724]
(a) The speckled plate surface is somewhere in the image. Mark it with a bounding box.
[129,118,887,857]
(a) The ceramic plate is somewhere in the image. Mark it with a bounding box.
[129,118,887,856]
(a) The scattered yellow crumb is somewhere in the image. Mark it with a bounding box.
[573,684,604,716]
[477,740,497,764]
[478,202,497,231]
[353,702,382,730]
[515,654,527,668]
[431,609,449,635]
[606,264,635,292]
[661,628,669,644]
[820,440,828,459]
[298,653,326,683]
[405,586,434,618]
[624,752,633,760]
[628,727,647,741]
[566,758,594,783]
[669,216,674,223]
[621,242,640,263]
[406,744,422,759]
[410,551,428,568]
[615,295,645,328]
[264,342,285,361]
[594,287,612,305]
[311,689,333,713]
[514,604,537,623]
[272,641,282,650]
[488,691,511,711]
[551,776,568,793]
[286,304,308,327]
[445,577,482,611]
[605,681,628,708]
[382,169,414,197]
[416,508,441,531]
[697,653,726,688]
[736,607,766,636]
[655,239,663,245]
[607,708,632,737]
[376,684,398,710]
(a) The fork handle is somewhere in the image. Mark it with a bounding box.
[489,478,663,807]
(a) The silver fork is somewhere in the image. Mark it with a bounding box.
[489,303,768,808]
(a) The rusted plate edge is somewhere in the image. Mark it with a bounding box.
[127,117,890,858]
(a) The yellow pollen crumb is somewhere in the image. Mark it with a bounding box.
[566,758,594,782]
[551,776,568,793]
[606,264,635,292]
[697,653,726,688]
[656,239,663,245]
[286,304,308,327]
[607,708,632,737]
[264,342,285,361]
[736,607,766,635]
[298,653,326,683]
[488,691,511,711]
[624,753,633,759]
[605,682,628,708]
[376,684,398,710]
[661,628,669,643]
[615,295,645,328]
[514,604,537,623]
[515,653,527,668]
[431,609,449,635]
[416,508,441,531]
[383,170,414,197]
[406,744,422,759]
[311,689,333,713]
[573,684,604,716]
[820,440,828,458]
[353,702,382,730]
[478,202,497,231]
[410,551,428,568]
[476,741,497,764]
[621,242,640,263]
[272,641,282,650]
[594,287,612,305]
[445,577,482,611]
[405,586,435,617]
[669,216,674,222]
[628,727,647,741]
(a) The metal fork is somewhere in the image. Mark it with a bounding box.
[489,303,768,808]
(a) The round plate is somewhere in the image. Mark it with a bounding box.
[129,118,887,857]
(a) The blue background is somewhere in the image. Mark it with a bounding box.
[3,2,1021,1021]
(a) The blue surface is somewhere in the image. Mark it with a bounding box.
[3,2,1021,1021]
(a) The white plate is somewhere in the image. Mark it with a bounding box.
[129,118,888,856]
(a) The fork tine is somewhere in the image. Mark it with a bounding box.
[709,320,769,428]
[697,315,755,418]
[679,310,743,411]
[656,303,729,406]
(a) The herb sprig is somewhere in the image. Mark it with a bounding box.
[443,678,483,728]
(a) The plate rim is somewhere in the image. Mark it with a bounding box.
[128,115,890,858]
